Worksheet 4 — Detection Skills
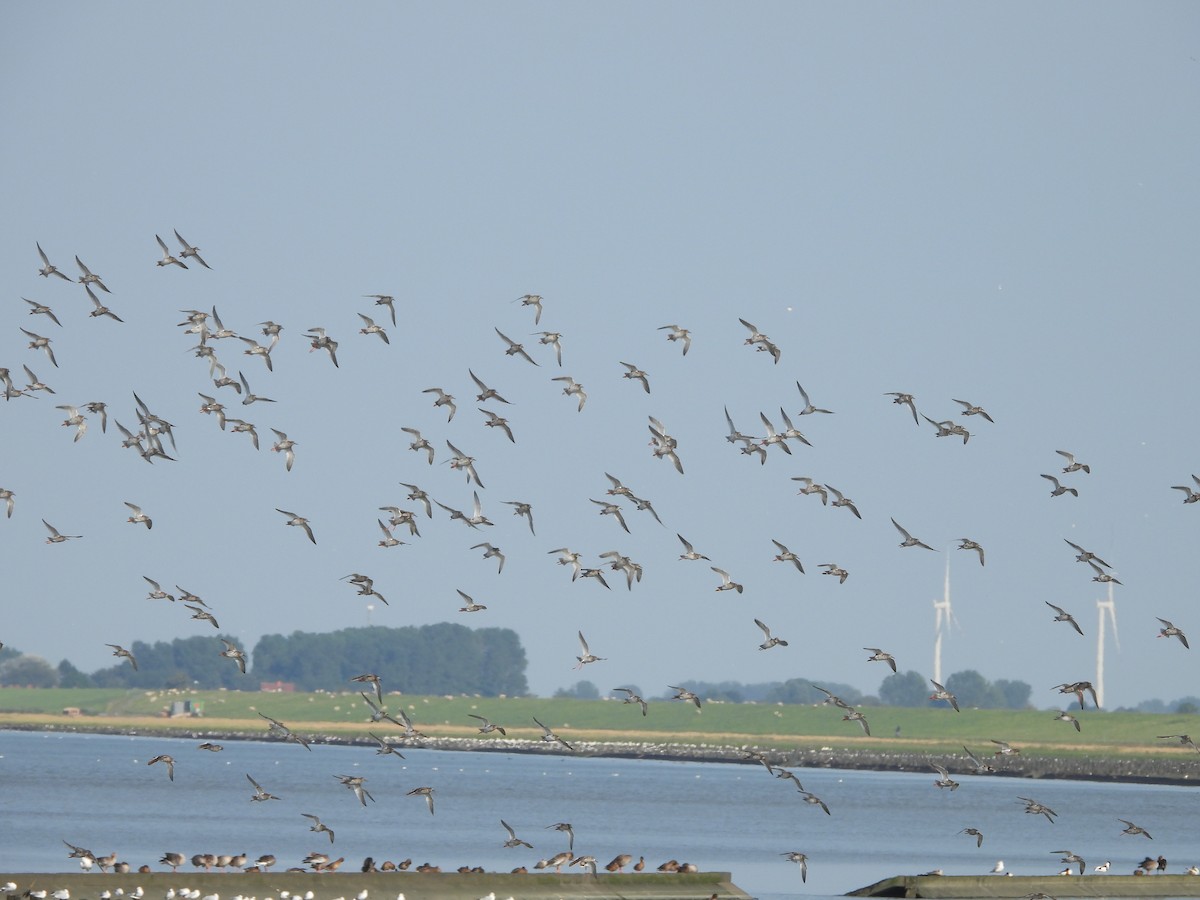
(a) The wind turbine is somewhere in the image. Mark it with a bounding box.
[932,556,959,686]
[1095,582,1119,708]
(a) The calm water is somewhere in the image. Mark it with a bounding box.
[1,730,1197,899]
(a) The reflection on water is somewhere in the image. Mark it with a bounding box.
[1,730,1196,899]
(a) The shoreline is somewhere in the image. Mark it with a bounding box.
[6,721,1200,787]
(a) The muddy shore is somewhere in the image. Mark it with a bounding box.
[6,721,1200,786]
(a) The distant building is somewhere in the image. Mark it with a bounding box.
[260,680,295,693]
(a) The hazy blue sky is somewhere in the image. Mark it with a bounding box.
[2,3,1198,710]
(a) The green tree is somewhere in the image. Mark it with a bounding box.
[878,670,928,707]
[944,669,1002,709]
[555,680,599,699]
[57,659,92,688]
[993,678,1032,709]
[0,654,59,687]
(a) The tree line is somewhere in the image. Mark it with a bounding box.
[0,622,529,697]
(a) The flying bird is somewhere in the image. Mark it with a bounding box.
[658,323,691,355]
[892,518,935,550]
[1056,450,1090,474]
[754,618,787,650]
[302,813,335,844]
[957,538,985,566]
[929,679,960,712]
[246,773,279,801]
[123,502,152,530]
[275,509,316,544]
[573,631,606,669]
[155,234,188,268]
[107,644,137,670]
[173,229,211,268]
[148,754,175,781]
[1156,617,1189,648]
[1045,602,1084,636]
[1041,474,1078,498]
[864,648,897,673]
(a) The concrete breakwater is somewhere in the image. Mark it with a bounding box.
[6,721,1200,786]
[1,871,750,900]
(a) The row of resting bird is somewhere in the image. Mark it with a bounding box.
[7,235,1196,886]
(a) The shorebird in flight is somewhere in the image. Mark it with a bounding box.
[885,391,919,425]
[364,294,396,325]
[754,618,787,650]
[107,644,137,670]
[864,648,897,673]
[1056,450,1090,474]
[891,518,935,551]
[1041,474,1078,498]
[36,242,72,281]
[782,852,809,882]
[147,754,175,781]
[302,813,335,843]
[574,631,605,669]
[929,679,960,711]
[155,234,188,268]
[957,538,985,566]
[658,323,691,355]
[276,509,316,544]
[612,687,647,716]
[1045,602,1084,635]
[1156,617,1189,648]
[173,229,211,268]
[246,773,279,801]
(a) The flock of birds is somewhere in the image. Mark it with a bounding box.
[5,233,1199,893]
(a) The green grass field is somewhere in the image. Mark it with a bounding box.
[1,687,1195,759]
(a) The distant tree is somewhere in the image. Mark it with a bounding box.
[993,678,1032,709]
[1175,699,1199,715]
[555,680,599,699]
[251,624,528,696]
[766,679,863,706]
[56,659,91,689]
[878,670,929,707]
[0,654,59,688]
[90,635,246,689]
[0,644,20,664]
[1134,698,1167,713]
[945,670,1001,709]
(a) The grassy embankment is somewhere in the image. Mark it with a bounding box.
[0,687,1196,761]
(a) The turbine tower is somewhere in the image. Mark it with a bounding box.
[933,556,954,686]
[1095,582,1119,708]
